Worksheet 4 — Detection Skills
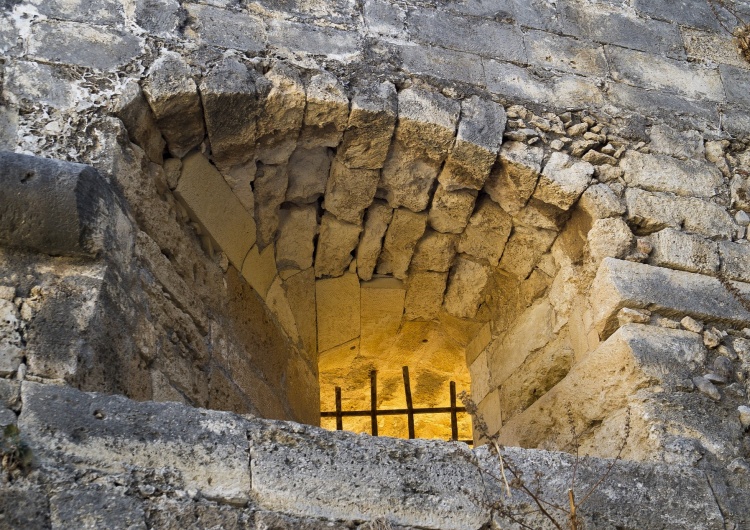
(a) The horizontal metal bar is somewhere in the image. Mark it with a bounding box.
[321,406,467,418]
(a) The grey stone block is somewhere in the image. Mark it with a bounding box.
[3,61,74,109]
[267,20,360,57]
[0,151,116,258]
[0,105,18,151]
[248,421,489,530]
[30,0,124,25]
[135,0,184,36]
[719,240,750,283]
[407,9,526,63]
[484,59,550,105]
[184,3,266,52]
[0,486,50,530]
[525,30,608,77]
[607,45,725,102]
[50,485,146,530]
[562,0,686,58]
[27,21,142,72]
[720,64,750,108]
[648,228,720,275]
[620,151,723,199]
[0,13,18,55]
[397,44,486,87]
[18,381,253,504]
[634,0,723,32]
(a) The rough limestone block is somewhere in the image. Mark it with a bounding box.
[282,268,318,362]
[649,228,719,275]
[457,196,513,266]
[324,157,381,224]
[19,381,252,504]
[0,152,117,258]
[183,3,266,52]
[533,151,593,210]
[589,258,750,339]
[249,421,488,529]
[50,485,146,530]
[338,81,397,169]
[316,273,360,352]
[620,151,723,198]
[428,184,478,234]
[254,63,305,165]
[175,152,256,268]
[377,209,428,280]
[404,271,449,321]
[28,20,142,72]
[241,243,278,300]
[142,52,205,158]
[719,241,750,283]
[221,163,256,215]
[254,164,288,250]
[500,324,706,451]
[411,230,458,272]
[578,183,626,219]
[199,57,262,168]
[266,277,301,344]
[356,201,394,281]
[112,80,165,164]
[300,72,349,148]
[469,350,491,404]
[484,141,544,215]
[360,277,406,351]
[498,226,557,279]
[0,299,22,377]
[315,213,362,278]
[625,188,736,239]
[587,218,634,262]
[380,88,461,211]
[285,146,332,204]
[443,256,489,319]
[438,96,506,191]
[275,205,318,272]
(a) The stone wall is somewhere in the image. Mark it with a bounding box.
[3,0,750,522]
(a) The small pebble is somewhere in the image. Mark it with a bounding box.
[734,337,750,359]
[681,316,703,333]
[738,405,750,429]
[693,376,721,400]
[703,329,722,349]
[617,307,651,326]
[656,317,680,329]
[550,139,565,151]
[713,356,734,381]
[704,372,727,385]
[728,458,750,474]
[566,122,588,136]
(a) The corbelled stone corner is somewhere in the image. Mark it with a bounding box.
[9,381,747,529]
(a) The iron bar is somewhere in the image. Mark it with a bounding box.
[403,366,415,439]
[335,386,343,431]
[450,381,458,441]
[370,369,378,436]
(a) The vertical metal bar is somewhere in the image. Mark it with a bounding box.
[370,370,378,436]
[450,381,459,442]
[335,387,343,431]
[403,366,415,439]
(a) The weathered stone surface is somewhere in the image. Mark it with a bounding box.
[315,213,362,278]
[411,230,457,272]
[51,485,147,530]
[0,299,22,377]
[525,28,608,76]
[0,151,118,258]
[458,196,513,265]
[648,123,705,160]
[282,267,318,361]
[4,60,74,111]
[249,421,488,530]
[533,151,593,210]
[255,63,305,166]
[27,0,124,25]
[578,183,626,219]
[134,0,182,36]
[316,273,360,352]
[438,96,506,191]
[398,43,486,87]
[377,209,428,280]
[285,146,332,204]
[19,381,252,503]
[404,271,448,321]
[28,20,142,72]
[142,52,205,158]
[380,88,460,211]
[267,19,359,58]
[241,243,278,299]
[625,188,736,239]
[443,256,489,318]
[499,226,557,278]
[719,240,750,283]
[276,205,318,272]
[184,3,266,52]
[266,276,301,344]
[428,184,477,234]
[301,72,349,148]
[587,217,634,261]
[175,152,256,268]
[621,150,723,198]
[484,141,544,215]
[356,201,394,281]
[254,164,288,250]
[324,158,381,224]
[199,57,262,168]
[338,81,397,169]
[113,80,165,165]
[649,228,720,275]
[590,258,750,339]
